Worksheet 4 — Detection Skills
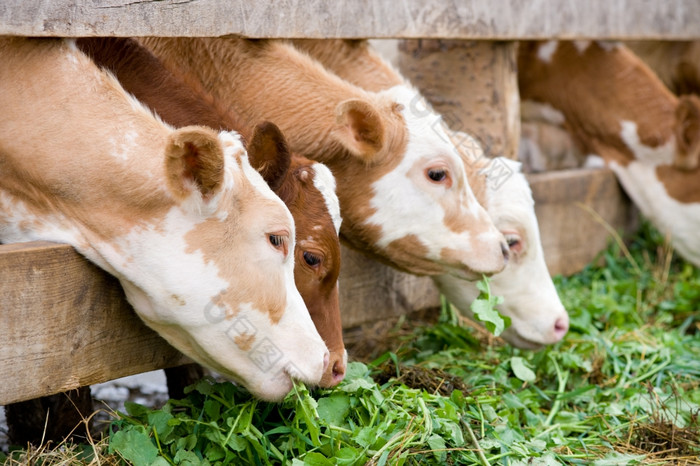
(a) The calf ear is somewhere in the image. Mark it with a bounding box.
[165,126,225,201]
[334,99,384,162]
[247,121,291,192]
[674,95,700,170]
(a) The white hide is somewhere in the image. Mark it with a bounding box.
[364,85,506,276]
[611,121,700,267]
[432,158,569,349]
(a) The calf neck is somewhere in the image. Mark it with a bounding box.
[0,37,329,400]
[140,37,507,280]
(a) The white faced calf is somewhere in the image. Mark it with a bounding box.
[0,37,328,401]
[433,157,569,349]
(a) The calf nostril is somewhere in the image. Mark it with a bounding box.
[501,242,510,262]
[553,316,569,339]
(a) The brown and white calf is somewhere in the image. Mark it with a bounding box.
[518,41,700,268]
[0,37,329,401]
[140,37,508,280]
[291,39,569,348]
[76,37,346,387]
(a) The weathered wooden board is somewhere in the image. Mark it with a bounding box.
[338,246,440,329]
[398,39,520,160]
[0,0,698,39]
[0,241,190,405]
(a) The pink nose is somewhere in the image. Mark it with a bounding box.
[553,315,569,341]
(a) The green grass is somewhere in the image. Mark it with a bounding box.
[5,223,700,465]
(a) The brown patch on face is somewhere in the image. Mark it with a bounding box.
[171,294,186,306]
[234,333,255,351]
[518,41,678,167]
[183,182,290,325]
[655,165,700,203]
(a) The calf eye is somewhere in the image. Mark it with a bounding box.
[504,234,523,254]
[303,251,321,267]
[269,234,284,247]
[427,168,447,182]
[268,232,290,257]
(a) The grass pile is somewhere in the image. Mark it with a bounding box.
[3,223,699,465]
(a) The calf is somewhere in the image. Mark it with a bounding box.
[140,37,508,280]
[291,39,569,348]
[0,37,328,401]
[518,41,700,268]
[76,37,346,388]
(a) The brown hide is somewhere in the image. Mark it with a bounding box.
[78,37,345,386]
[518,41,678,167]
[517,41,700,202]
[626,41,700,96]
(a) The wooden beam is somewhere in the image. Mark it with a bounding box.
[398,39,520,160]
[1,0,698,39]
[0,241,189,405]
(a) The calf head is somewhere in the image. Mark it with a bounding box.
[330,86,508,280]
[247,122,346,387]
[433,158,569,349]
[114,127,329,401]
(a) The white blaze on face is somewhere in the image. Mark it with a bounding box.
[365,85,483,256]
[105,206,230,324]
[312,162,342,233]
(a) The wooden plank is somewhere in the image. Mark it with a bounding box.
[0,241,189,405]
[528,168,638,276]
[338,246,440,329]
[398,39,520,160]
[0,0,699,39]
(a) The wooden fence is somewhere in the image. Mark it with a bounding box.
[1,0,693,405]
